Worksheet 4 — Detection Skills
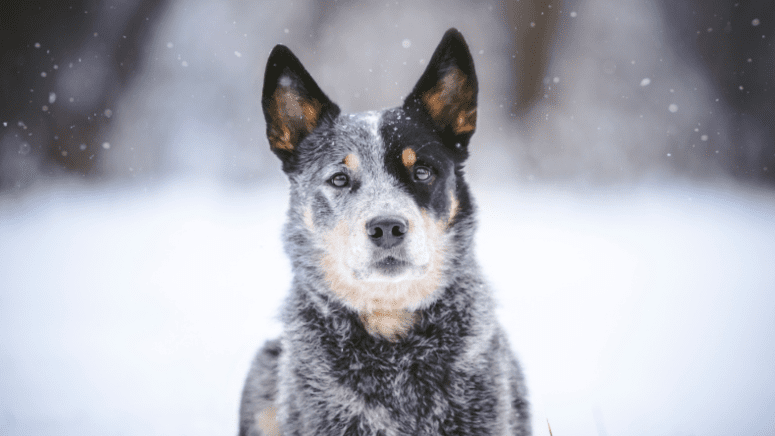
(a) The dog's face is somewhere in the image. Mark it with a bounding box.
[262,29,477,315]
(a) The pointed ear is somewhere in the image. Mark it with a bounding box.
[262,45,340,170]
[404,28,478,149]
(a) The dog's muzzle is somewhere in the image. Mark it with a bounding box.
[366,216,408,249]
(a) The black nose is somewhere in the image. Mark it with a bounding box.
[366,216,408,249]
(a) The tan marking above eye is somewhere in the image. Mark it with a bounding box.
[343,153,360,170]
[402,148,417,168]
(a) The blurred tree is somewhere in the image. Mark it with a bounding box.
[506,0,562,115]
[660,0,774,183]
[0,0,168,191]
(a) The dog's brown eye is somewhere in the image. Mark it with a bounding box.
[414,166,431,181]
[330,173,349,187]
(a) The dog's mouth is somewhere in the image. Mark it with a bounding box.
[373,256,408,276]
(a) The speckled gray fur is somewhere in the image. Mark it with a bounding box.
[239,29,530,436]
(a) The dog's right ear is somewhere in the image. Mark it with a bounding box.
[404,29,477,157]
[262,45,340,171]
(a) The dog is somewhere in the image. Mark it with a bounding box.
[239,28,530,436]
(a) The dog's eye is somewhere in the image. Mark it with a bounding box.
[413,166,432,182]
[329,173,349,188]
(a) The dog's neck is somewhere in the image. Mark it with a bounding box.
[359,309,421,341]
[287,259,488,344]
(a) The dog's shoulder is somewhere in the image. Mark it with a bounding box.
[239,339,281,436]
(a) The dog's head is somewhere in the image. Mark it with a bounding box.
[262,29,478,316]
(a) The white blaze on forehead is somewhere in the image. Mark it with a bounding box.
[356,110,384,154]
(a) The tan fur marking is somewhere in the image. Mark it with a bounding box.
[448,190,459,226]
[402,148,417,168]
[300,100,320,133]
[267,87,322,152]
[421,67,476,135]
[257,406,280,436]
[360,309,420,341]
[343,153,360,171]
[454,108,477,134]
[302,207,315,229]
[321,215,445,313]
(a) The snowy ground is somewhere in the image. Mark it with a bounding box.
[1,177,774,436]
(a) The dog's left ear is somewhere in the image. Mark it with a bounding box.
[404,28,478,152]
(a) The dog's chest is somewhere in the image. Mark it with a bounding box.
[288,308,500,434]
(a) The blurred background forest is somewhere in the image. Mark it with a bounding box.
[2,0,773,190]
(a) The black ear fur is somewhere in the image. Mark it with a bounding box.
[404,28,478,154]
[262,45,340,171]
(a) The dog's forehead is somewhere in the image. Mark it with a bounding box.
[333,110,384,156]
[304,110,387,171]
[327,109,437,161]
[345,111,382,139]
[298,107,450,185]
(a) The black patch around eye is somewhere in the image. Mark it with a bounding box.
[379,108,470,220]
[413,166,432,182]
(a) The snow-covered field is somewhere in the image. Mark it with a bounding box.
[1,177,774,436]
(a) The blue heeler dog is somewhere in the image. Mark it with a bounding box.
[239,28,530,435]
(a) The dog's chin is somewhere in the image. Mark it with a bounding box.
[373,256,409,277]
[352,256,429,283]
[323,255,444,312]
